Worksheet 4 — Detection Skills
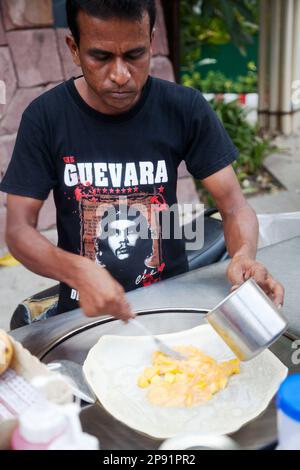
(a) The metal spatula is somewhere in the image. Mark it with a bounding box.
[47,359,96,404]
[131,318,187,361]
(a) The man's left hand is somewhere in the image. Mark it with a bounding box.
[226,254,284,307]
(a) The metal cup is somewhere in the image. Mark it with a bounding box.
[206,278,288,361]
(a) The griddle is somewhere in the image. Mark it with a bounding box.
[39,308,300,450]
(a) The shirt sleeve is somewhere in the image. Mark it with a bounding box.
[0,110,57,200]
[184,91,239,180]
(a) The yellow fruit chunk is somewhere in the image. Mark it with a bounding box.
[175,373,188,382]
[218,377,228,389]
[164,373,176,383]
[195,380,207,389]
[209,382,218,394]
[143,367,157,379]
[137,376,150,388]
[159,364,178,374]
[150,375,161,384]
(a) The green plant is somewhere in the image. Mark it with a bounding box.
[195,98,277,207]
[180,0,259,70]
[210,98,276,176]
[182,62,258,93]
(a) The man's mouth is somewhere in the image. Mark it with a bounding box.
[108,91,135,99]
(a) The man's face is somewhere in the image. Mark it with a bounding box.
[69,11,153,114]
[108,219,139,260]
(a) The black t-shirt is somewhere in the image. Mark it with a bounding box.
[0,76,238,314]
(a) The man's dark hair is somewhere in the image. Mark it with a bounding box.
[66,0,156,45]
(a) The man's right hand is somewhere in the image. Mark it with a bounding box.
[72,257,134,322]
[6,195,134,323]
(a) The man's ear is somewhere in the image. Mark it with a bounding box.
[150,27,156,55]
[66,34,81,67]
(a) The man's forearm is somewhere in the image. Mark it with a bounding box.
[6,223,133,320]
[221,202,258,260]
[6,225,86,288]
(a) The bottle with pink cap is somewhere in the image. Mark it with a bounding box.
[11,402,67,450]
[11,401,99,451]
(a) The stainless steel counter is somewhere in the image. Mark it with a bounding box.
[11,236,300,355]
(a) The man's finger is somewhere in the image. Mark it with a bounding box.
[243,268,252,281]
[265,276,284,307]
[227,262,245,286]
[229,284,240,293]
[249,263,269,287]
[115,298,135,322]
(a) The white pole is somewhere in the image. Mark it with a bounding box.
[280,0,294,135]
[269,0,282,132]
[292,0,300,132]
[258,0,270,130]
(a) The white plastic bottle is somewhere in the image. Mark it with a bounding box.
[11,401,99,450]
[11,402,67,450]
[48,403,99,450]
[277,373,300,450]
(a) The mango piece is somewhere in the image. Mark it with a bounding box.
[137,376,150,388]
[218,377,228,389]
[150,374,161,384]
[195,380,207,389]
[209,382,218,394]
[164,372,176,383]
[143,367,157,379]
[175,373,188,383]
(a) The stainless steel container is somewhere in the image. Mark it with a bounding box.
[206,278,288,361]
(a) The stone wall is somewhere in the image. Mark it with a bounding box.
[0,0,198,254]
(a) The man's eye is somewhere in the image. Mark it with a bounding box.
[126,51,144,60]
[96,56,110,62]
[91,54,110,61]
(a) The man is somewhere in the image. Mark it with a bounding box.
[0,0,283,324]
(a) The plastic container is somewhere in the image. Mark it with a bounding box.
[276,374,300,450]
[11,401,99,450]
[48,403,100,450]
[11,402,67,450]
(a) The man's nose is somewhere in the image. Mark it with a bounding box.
[110,58,131,87]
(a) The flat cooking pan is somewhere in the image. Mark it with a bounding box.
[40,309,300,450]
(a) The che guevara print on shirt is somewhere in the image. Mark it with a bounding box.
[63,157,168,289]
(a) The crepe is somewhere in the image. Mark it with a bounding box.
[83,324,288,439]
